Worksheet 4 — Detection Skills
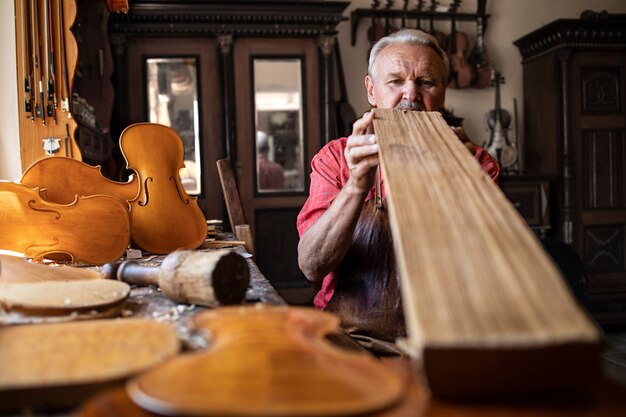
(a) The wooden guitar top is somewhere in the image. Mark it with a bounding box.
[128,306,406,416]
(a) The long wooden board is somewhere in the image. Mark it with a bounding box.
[373,109,601,399]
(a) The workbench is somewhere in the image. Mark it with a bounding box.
[4,242,626,417]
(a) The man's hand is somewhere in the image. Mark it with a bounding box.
[344,111,379,194]
[451,126,477,155]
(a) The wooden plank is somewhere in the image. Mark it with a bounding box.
[373,109,601,399]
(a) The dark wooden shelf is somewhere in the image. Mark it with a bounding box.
[350,9,489,46]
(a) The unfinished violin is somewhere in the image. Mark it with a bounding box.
[0,181,130,264]
[20,156,139,204]
[127,306,405,416]
[120,123,207,254]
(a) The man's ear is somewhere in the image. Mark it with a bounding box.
[365,75,376,107]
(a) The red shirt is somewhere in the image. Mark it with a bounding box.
[297,137,500,310]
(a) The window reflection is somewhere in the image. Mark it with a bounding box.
[146,57,201,195]
[254,59,304,193]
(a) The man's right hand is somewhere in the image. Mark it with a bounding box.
[344,111,379,194]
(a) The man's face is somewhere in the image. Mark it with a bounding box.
[365,43,446,112]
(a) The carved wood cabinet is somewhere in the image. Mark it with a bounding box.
[107,1,348,292]
[514,14,626,324]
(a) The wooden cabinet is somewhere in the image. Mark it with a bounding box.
[499,175,552,237]
[514,13,626,324]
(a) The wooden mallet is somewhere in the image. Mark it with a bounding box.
[102,249,250,307]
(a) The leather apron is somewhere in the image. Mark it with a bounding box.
[326,199,406,356]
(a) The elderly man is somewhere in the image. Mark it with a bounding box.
[297,29,499,355]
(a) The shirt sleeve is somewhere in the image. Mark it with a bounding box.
[474,146,501,183]
[296,139,348,237]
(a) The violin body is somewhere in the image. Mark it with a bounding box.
[469,1,492,89]
[127,306,405,416]
[20,156,139,205]
[446,0,474,89]
[120,123,207,254]
[484,71,517,168]
[0,181,130,264]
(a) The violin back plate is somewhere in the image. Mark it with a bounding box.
[0,319,179,411]
[120,123,207,254]
[0,181,131,264]
[128,306,406,416]
[0,279,129,313]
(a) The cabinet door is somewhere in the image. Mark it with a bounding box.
[123,37,223,221]
[234,38,320,290]
[571,52,626,322]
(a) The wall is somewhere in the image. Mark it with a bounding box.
[0,1,20,181]
[2,0,626,179]
[336,0,626,171]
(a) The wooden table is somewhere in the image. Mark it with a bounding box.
[1,241,285,416]
[76,357,626,417]
[6,241,626,417]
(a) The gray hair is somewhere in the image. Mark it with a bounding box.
[368,29,450,82]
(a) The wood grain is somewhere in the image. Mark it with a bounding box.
[76,358,626,417]
[21,156,140,204]
[0,253,101,283]
[127,306,406,416]
[0,319,179,411]
[373,109,601,399]
[0,279,129,312]
[15,0,82,170]
[0,181,131,264]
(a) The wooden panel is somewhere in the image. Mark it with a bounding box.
[582,129,624,210]
[15,0,82,170]
[584,224,624,271]
[580,67,622,114]
[374,109,600,399]
[521,55,560,175]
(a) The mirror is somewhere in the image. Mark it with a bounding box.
[253,58,305,193]
[146,57,201,195]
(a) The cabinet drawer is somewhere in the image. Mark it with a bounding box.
[499,178,551,228]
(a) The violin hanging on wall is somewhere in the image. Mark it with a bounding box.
[15,0,82,171]
[446,0,474,89]
[483,70,517,169]
[469,0,493,88]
